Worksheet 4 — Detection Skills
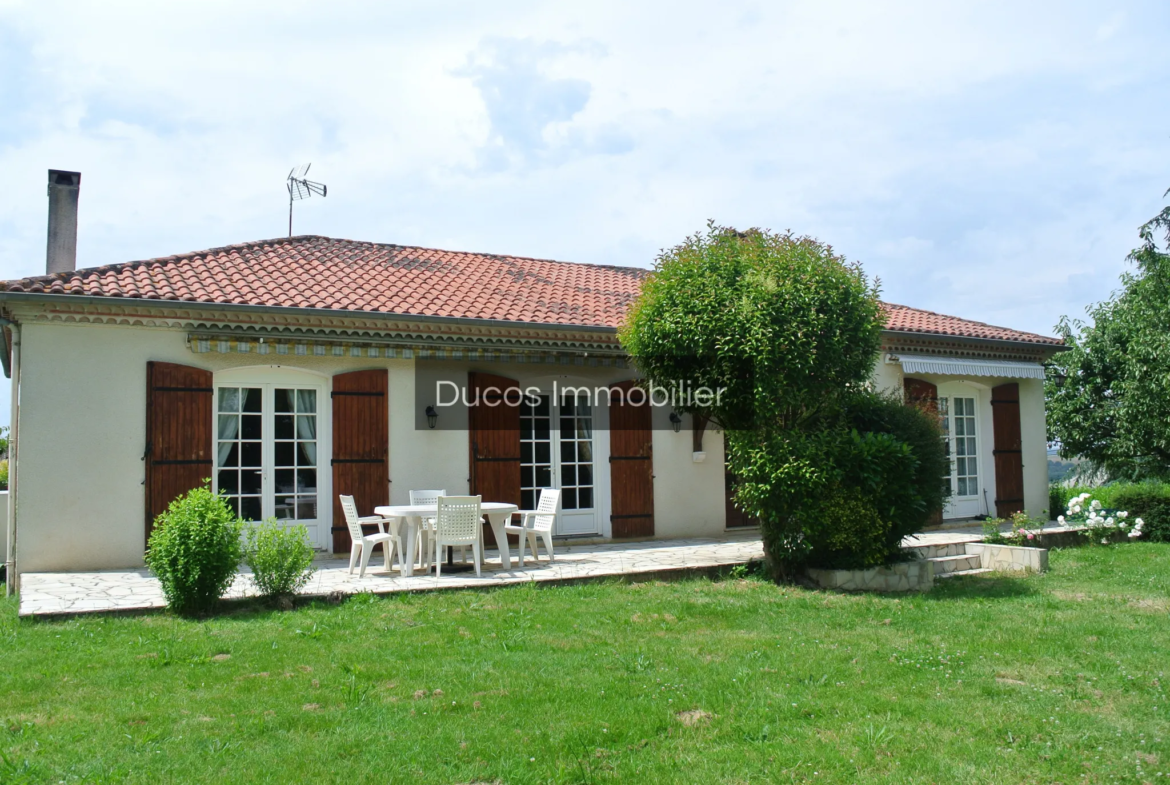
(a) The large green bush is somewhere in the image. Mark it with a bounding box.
[145,485,243,615]
[620,223,945,579]
[1110,484,1170,543]
[245,519,317,599]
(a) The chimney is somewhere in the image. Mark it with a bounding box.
[46,169,81,274]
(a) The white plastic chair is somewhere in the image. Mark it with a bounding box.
[409,489,447,567]
[433,496,483,578]
[340,495,400,578]
[505,488,560,565]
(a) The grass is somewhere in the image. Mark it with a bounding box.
[1,545,1169,783]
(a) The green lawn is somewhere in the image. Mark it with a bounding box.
[2,545,1168,784]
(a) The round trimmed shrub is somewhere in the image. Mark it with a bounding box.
[145,485,244,615]
[245,519,317,599]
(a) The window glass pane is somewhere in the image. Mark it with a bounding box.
[275,496,295,519]
[535,466,552,487]
[577,487,593,509]
[218,415,239,441]
[578,442,592,463]
[561,396,575,415]
[298,469,317,493]
[226,497,240,517]
[275,469,295,494]
[561,441,575,463]
[242,415,262,440]
[560,417,574,434]
[563,465,577,486]
[521,442,533,463]
[219,442,239,467]
[296,498,317,519]
[240,496,262,521]
[241,442,262,467]
[219,388,240,413]
[297,389,316,413]
[563,488,578,510]
[576,419,593,440]
[275,441,294,467]
[579,465,593,485]
[956,439,966,457]
[535,419,550,440]
[966,438,977,459]
[521,489,535,510]
[241,470,262,495]
[275,415,294,440]
[297,415,317,440]
[535,396,550,417]
[298,442,316,467]
[242,388,262,413]
[218,470,239,494]
[535,442,550,464]
[955,418,965,437]
[521,466,534,488]
[275,389,294,413]
[957,478,968,496]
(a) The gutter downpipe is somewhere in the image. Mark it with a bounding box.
[4,319,18,595]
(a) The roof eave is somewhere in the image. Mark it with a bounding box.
[0,291,621,336]
[882,328,1067,356]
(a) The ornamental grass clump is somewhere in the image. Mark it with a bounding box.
[245,518,316,601]
[145,485,244,616]
[1056,491,1144,544]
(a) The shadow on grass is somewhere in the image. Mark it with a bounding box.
[916,571,1039,603]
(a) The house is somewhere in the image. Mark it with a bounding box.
[0,186,1065,581]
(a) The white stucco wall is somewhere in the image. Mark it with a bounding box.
[12,320,729,573]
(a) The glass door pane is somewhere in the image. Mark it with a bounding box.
[274,388,318,522]
[558,392,594,511]
[953,397,978,497]
[520,395,553,511]
[217,386,263,520]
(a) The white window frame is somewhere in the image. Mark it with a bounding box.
[212,366,332,550]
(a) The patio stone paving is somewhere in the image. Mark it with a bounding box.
[17,534,767,618]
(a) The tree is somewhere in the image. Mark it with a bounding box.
[1047,196,1170,480]
[621,223,946,579]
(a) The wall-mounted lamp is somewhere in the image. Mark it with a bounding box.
[669,411,682,433]
[425,405,438,429]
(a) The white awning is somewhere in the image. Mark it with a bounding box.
[894,354,1045,379]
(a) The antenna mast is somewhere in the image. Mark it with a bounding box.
[286,163,328,237]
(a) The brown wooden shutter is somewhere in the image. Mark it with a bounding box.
[724,467,758,529]
[991,382,1025,518]
[609,380,654,538]
[903,377,938,413]
[331,369,389,553]
[904,377,944,525]
[468,372,522,547]
[145,361,213,548]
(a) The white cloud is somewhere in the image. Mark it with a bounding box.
[0,0,1166,426]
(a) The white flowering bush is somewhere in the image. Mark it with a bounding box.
[1057,491,1144,544]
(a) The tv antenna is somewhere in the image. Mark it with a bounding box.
[286,163,327,237]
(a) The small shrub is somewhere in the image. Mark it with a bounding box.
[145,485,244,615]
[245,519,316,599]
[982,512,1044,546]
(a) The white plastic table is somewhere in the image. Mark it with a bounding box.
[373,502,519,576]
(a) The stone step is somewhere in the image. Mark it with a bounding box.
[925,554,982,574]
[904,542,972,560]
[937,567,995,579]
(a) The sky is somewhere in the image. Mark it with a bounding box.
[0,1,1168,423]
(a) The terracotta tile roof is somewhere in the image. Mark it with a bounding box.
[0,235,1061,345]
[881,302,1062,346]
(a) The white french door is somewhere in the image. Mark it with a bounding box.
[939,392,983,518]
[520,391,598,536]
[213,381,329,547]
